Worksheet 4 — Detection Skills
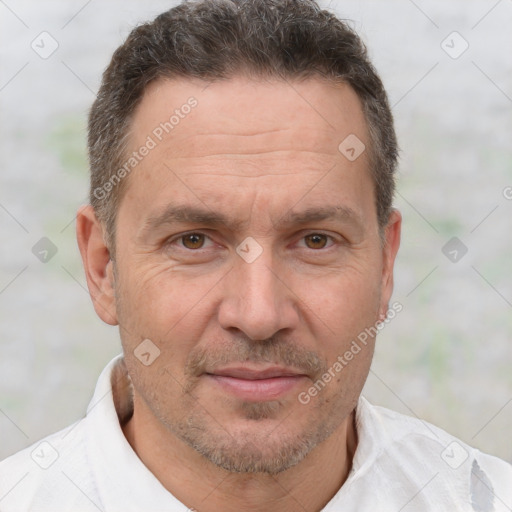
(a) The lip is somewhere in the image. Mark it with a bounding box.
[209,366,304,380]
[205,366,307,401]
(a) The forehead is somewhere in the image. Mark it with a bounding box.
[131,76,369,158]
[119,76,375,231]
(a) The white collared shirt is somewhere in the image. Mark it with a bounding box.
[1,355,511,511]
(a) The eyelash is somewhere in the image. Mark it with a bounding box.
[166,231,339,251]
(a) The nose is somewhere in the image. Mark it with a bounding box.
[218,250,300,340]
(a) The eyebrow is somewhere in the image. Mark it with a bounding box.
[279,206,362,229]
[139,203,363,237]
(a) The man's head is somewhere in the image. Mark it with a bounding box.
[78,0,401,475]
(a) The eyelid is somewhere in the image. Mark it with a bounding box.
[164,229,345,251]
[166,230,216,249]
[295,231,342,249]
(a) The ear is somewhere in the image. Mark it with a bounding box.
[378,208,402,321]
[76,205,118,325]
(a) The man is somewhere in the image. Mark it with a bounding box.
[1,0,510,510]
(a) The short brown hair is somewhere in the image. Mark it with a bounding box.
[88,0,398,252]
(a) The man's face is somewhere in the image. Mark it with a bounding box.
[105,77,400,473]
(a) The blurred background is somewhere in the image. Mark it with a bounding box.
[0,0,511,462]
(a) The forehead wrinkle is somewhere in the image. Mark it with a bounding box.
[138,204,248,238]
[138,202,365,241]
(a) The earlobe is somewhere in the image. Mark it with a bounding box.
[76,205,119,326]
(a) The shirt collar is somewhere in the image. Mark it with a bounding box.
[85,355,187,511]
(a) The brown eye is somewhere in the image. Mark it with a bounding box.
[304,234,328,249]
[181,233,205,249]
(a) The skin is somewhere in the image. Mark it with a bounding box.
[77,76,401,512]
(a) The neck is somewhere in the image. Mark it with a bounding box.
[123,396,358,512]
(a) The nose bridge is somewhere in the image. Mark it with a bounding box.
[241,252,278,311]
[218,244,298,339]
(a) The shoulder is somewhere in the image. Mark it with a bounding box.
[0,356,126,512]
[349,397,512,510]
[0,419,101,512]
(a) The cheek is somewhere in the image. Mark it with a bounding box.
[299,262,382,328]
[293,261,382,376]
[115,260,222,345]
